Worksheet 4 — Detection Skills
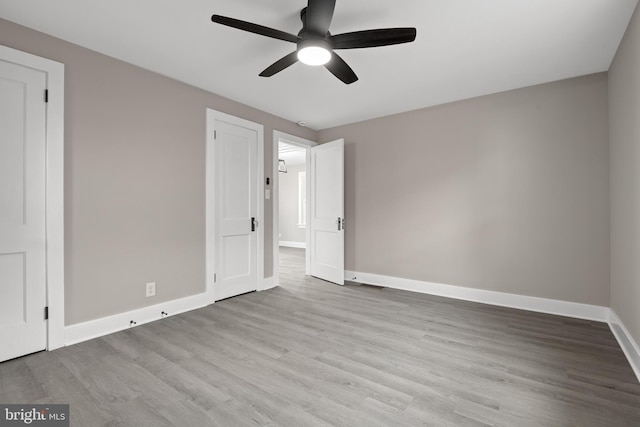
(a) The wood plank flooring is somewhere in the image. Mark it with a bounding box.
[1,246,639,426]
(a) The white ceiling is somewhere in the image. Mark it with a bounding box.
[279,142,306,167]
[0,0,637,130]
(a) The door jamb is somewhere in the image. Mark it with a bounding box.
[272,130,316,287]
[206,109,264,303]
[0,45,65,350]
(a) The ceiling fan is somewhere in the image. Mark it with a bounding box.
[211,0,417,84]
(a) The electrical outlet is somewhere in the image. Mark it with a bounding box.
[146,282,156,297]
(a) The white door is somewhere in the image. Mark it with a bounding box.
[214,119,259,300]
[0,59,48,362]
[309,139,344,285]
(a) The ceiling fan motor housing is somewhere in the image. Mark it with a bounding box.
[298,7,331,48]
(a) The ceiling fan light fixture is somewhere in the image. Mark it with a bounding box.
[297,39,331,66]
[212,0,417,83]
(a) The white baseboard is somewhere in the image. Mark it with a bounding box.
[345,270,610,322]
[65,275,279,348]
[609,310,640,383]
[279,241,306,249]
[345,270,640,383]
[261,276,277,291]
[61,270,639,384]
[65,293,210,346]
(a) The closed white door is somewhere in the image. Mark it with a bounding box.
[309,139,344,285]
[214,120,259,300]
[0,59,48,362]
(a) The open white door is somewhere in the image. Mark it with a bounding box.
[0,58,47,361]
[309,139,344,285]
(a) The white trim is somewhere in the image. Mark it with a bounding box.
[347,270,640,381]
[0,45,66,351]
[206,110,265,300]
[272,131,316,285]
[279,241,306,249]
[298,170,307,228]
[609,310,640,383]
[205,111,216,304]
[65,293,209,346]
[345,270,610,322]
[66,273,277,347]
[261,276,277,292]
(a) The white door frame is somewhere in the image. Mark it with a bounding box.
[0,45,65,351]
[272,130,316,286]
[206,109,264,303]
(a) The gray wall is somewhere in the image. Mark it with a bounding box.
[279,164,306,245]
[319,74,610,306]
[609,5,640,345]
[0,17,622,328]
[0,18,316,325]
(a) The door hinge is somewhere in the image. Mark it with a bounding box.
[44,306,49,320]
[214,274,217,283]
[44,89,49,103]
[214,130,217,139]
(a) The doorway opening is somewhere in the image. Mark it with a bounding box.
[278,141,307,281]
[273,131,345,288]
[272,131,315,286]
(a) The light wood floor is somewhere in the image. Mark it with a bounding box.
[1,247,639,426]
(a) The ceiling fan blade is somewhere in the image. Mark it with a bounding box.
[305,0,336,35]
[212,15,300,43]
[324,52,358,84]
[331,28,417,49]
[259,51,299,77]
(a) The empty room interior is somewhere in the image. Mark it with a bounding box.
[2,0,640,425]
